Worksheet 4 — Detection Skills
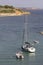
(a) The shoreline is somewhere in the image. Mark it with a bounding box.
[0,13,22,16]
[0,5,31,17]
[0,12,31,17]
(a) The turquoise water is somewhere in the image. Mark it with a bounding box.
[0,10,43,65]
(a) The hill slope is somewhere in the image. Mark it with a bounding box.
[0,5,30,16]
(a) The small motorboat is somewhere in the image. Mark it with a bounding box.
[40,31,43,35]
[21,42,36,53]
[33,40,39,44]
[16,51,24,59]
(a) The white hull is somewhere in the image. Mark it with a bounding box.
[27,47,36,53]
[16,52,24,59]
[21,43,36,53]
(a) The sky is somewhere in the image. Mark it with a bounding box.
[0,0,43,9]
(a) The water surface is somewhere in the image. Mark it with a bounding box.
[0,10,43,65]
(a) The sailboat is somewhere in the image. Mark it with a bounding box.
[21,15,36,53]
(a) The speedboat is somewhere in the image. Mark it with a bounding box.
[16,51,24,59]
[21,42,36,53]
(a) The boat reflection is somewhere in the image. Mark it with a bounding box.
[29,53,35,56]
[28,53,35,61]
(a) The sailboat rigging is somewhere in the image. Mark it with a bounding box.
[21,15,36,53]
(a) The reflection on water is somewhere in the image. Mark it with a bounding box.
[28,53,35,62]
[29,53,35,56]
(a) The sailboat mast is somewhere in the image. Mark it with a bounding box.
[24,15,28,42]
[22,15,28,44]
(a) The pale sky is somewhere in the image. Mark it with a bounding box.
[0,0,43,9]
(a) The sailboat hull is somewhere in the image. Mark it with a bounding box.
[21,45,36,53]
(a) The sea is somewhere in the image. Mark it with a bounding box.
[0,10,43,65]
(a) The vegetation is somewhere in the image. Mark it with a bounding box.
[0,5,30,16]
[0,9,15,13]
[0,5,23,13]
[0,5,14,9]
[15,8,23,13]
[0,5,15,13]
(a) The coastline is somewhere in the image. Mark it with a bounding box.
[0,12,31,17]
[0,13,19,16]
[0,5,31,17]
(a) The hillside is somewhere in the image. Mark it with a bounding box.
[0,5,30,16]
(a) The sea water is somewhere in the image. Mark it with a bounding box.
[0,10,43,65]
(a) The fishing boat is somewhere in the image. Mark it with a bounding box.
[21,15,36,53]
[16,51,24,59]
